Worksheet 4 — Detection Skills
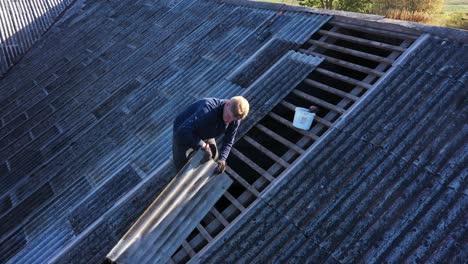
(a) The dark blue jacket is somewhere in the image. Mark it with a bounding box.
[173,98,240,161]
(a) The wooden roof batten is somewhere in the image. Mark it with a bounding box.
[301,49,386,77]
[317,29,406,52]
[308,39,396,64]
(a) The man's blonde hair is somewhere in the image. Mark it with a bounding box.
[230,96,249,120]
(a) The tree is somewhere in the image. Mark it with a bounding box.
[299,0,372,13]
[299,0,335,9]
[335,0,372,13]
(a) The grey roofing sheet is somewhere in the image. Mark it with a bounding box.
[47,50,323,263]
[0,0,75,76]
[196,36,468,263]
[0,0,329,262]
[107,152,233,264]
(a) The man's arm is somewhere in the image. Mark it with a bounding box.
[218,121,239,161]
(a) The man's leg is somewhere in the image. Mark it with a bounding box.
[172,135,188,171]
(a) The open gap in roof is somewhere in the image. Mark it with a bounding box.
[235,138,276,171]
[261,114,304,145]
[213,195,240,221]
[319,60,369,80]
[227,154,263,185]
[337,27,406,46]
[227,180,247,200]
[333,38,394,58]
[248,126,289,158]
[321,48,381,69]
[295,82,344,108]
[309,70,357,93]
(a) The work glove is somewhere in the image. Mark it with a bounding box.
[216,160,226,174]
[201,145,212,163]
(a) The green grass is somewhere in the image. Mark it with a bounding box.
[444,0,468,5]
[442,4,468,12]
[433,1,468,29]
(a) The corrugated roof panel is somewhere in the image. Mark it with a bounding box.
[207,26,259,61]
[197,35,467,263]
[276,12,329,43]
[0,0,330,261]
[0,0,76,76]
[107,152,233,264]
[22,177,91,239]
[7,221,74,264]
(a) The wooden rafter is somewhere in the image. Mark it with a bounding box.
[329,20,419,40]
[308,39,395,64]
[268,112,320,140]
[226,167,260,197]
[301,49,385,77]
[243,136,290,168]
[303,78,360,101]
[291,89,346,114]
[255,123,306,154]
[315,68,373,90]
[318,30,406,52]
[182,241,196,257]
[196,224,213,242]
[231,148,275,182]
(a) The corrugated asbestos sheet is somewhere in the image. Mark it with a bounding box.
[107,151,233,264]
[0,0,75,76]
[196,36,468,263]
[0,0,330,263]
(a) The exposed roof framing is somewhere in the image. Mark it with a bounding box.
[328,20,419,40]
[303,50,385,76]
[318,30,406,52]
[308,39,396,64]
[195,34,467,263]
[170,16,422,264]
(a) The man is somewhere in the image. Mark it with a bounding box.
[172,96,249,173]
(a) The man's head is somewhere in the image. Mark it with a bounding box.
[223,96,249,123]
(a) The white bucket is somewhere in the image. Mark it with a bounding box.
[293,107,315,130]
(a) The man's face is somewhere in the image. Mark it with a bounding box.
[223,102,239,124]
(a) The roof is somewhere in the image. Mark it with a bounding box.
[0,0,466,263]
[195,35,468,263]
[0,0,77,76]
[0,0,328,263]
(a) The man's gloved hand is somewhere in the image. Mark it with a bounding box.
[201,143,212,163]
[216,160,226,174]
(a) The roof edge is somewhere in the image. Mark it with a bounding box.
[376,18,468,43]
[210,0,382,19]
[210,0,467,43]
